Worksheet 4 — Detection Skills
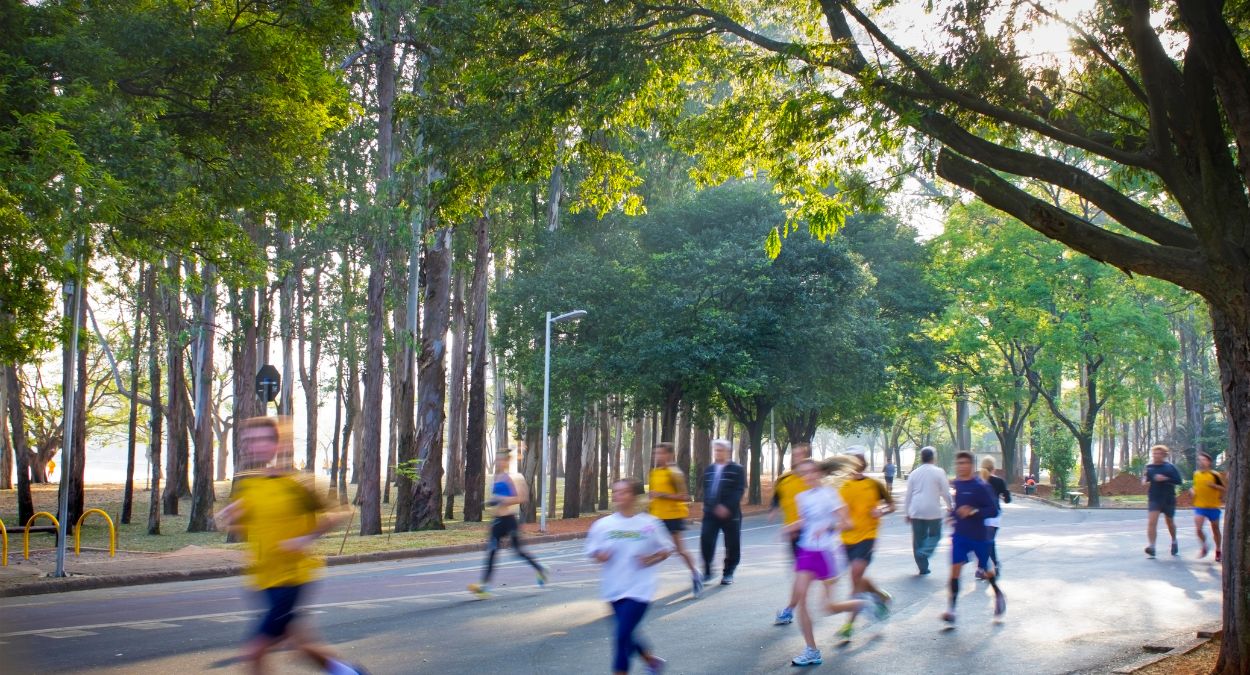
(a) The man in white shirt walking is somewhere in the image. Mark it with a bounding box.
[903,447,952,575]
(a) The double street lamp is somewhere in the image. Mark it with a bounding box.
[540,309,587,533]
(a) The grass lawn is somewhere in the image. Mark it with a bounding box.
[1,477,606,558]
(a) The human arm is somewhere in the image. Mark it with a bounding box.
[638,521,675,567]
[939,472,954,511]
[585,522,611,563]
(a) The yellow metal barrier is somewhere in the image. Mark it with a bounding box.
[0,516,7,567]
[75,509,116,558]
[24,511,60,559]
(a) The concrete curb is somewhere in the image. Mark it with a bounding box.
[1112,623,1222,673]
[0,530,591,599]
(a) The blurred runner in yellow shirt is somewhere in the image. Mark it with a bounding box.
[772,443,811,626]
[649,443,702,597]
[215,416,363,675]
[835,451,894,639]
[1190,451,1226,562]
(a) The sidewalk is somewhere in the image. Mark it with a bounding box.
[0,501,771,598]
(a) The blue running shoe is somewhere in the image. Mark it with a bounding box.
[775,607,794,625]
[791,647,822,666]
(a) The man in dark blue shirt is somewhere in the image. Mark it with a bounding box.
[1143,444,1183,558]
[942,451,1005,624]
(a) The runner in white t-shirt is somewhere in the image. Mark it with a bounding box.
[783,459,887,667]
[586,478,675,675]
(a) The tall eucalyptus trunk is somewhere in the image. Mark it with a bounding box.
[445,270,468,519]
[188,263,217,532]
[146,272,163,535]
[464,216,491,522]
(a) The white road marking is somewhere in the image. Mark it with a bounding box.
[123,623,180,630]
[38,629,97,638]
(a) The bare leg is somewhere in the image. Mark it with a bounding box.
[793,572,817,649]
[672,532,698,575]
[1194,515,1208,555]
[242,635,279,675]
[286,619,337,670]
[1163,515,1176,541]
[1210,519,1222,555]
[1146,511,1160,549]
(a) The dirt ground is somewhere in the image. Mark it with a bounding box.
[1138,636,1221,675]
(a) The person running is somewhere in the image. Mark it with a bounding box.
[942,451,1005,624]
[904,446,952,575]
[977,456,1011,579]
[787,458,886,667]
[468,450,548,597]
[700,439,746,585]
[883,459,897,494]
[1143,444,1183,558]
[1191,450,1225,562]
[214,416,366,675]
[834,451,894,640]
[587,478,674,675]
[771,442,811,625]
[648,442,702,597]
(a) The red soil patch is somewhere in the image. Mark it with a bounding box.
[1100,472,1149,496]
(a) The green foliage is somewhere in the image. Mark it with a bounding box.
[1034,414,1075,492]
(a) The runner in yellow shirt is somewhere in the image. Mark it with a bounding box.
[649,442,702,597]
[771,443,811,625]
[1190,451,1226,562]
[835,451,894,640]
[215,416,364,675]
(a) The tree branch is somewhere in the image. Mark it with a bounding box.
[935,149,1211,296]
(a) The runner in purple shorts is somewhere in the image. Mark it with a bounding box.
[784,459,886,667]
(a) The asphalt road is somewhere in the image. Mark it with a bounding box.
[0,496,1222,674]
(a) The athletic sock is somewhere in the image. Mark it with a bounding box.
[948,578,960,610]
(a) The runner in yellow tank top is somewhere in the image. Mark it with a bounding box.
[648,443,702,597]
[835,451,894,639]
[1190,451,1226,562]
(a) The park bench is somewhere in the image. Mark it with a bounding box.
[1066,490,1085,505]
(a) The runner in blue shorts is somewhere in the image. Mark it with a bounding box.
[943,452,1005,624]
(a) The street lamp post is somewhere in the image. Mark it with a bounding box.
[540,309,587,533]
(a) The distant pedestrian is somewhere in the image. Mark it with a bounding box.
[978,456,1011,578]
[786,458,885,666]
[1190,451,1225,562]
[771,442,811,625]
[883,460,896,493]
[215,416,366,675]
[942,451,1006,624]
[587,478,673,675]
[468,450,548,598]
[903,446,952,575]
[648,442,702,597]
[700,439,746,585]
[1143,444,1183,558]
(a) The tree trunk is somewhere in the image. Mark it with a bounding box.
[1211,304,1250,673]
[745,420,765,505]
[146,272,163,535]
[660,387,681,442]
[329,348,344,500]
[628,416,644,481]
[445,269,468,520]
[121,269,145,523]
[693,416,711,501]
[162,262,188,516]
[580,412,597,513]
[464,217,491,522]
[0,364,10,491]
[563,412,585,519]
[955,389,971,451]
[298,260,323,476]
[5,365,34,523]
[676,400,692,481]
[188,263,217,532]
[521,424,541,523]
[402,227,452,531]
[598,403,611,511]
